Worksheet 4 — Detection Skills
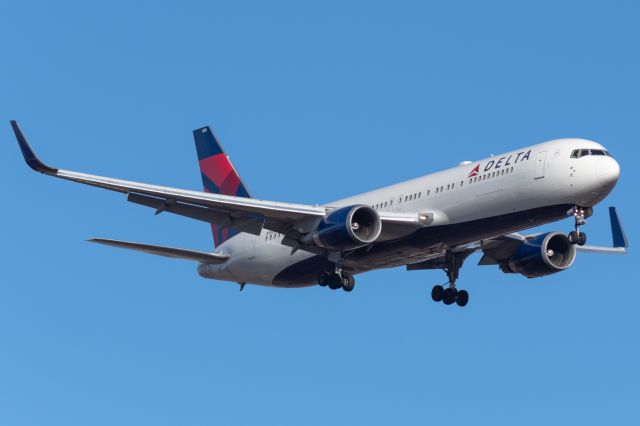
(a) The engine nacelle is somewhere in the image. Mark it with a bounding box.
[306,205,382,251]
[500,232,576,278]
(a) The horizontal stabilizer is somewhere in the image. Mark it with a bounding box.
[88,238,230,263]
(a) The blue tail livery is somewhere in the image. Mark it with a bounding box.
[193,126,251,247]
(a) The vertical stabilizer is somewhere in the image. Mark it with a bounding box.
[193,126,251,247]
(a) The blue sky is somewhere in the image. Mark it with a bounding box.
[1,1,638,424]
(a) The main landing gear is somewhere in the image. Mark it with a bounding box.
[568,205,589,246]
[431,251,469,307]
[318,270,355,292]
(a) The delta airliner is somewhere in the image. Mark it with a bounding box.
[11,120,627,306]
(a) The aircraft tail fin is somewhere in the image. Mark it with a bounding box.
[193,126,251,247]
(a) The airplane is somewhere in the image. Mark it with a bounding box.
[10,120,628,307]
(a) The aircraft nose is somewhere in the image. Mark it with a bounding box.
[596,156,620,189]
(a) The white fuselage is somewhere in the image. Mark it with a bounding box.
[198,138,620,287]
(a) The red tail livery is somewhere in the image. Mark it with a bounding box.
[193,126,251,247]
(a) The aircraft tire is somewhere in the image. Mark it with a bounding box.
[442,288,457,305]
[431,285,444,302]
[342,275,355,292]
[577,232,587,246]
[568,231,579,245]
[456,290,469,307]
[318,271,330,287]
[328,274,342,290]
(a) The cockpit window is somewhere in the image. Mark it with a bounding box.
[570,148,612,158]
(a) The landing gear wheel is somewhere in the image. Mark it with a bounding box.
[456,290,469,307]
[431,285,444,302]
[442,288,457,305]
[577,232,587,246]
[328,273,342,290]
[341,275,355,292]
[568,231,587,246]
[568,231,579,245]
[318,271,330,287]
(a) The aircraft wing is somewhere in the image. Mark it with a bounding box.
[407,207,627,271]
[11,121,426,245]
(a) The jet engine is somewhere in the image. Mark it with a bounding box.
[304,205,382,251]
[500,232,576,278]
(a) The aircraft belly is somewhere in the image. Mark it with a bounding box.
[225,240,316,287]
[272,203,573,285]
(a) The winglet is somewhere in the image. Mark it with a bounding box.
[609,207,628,249]
[576,207,628,254]
[10,120,58,175]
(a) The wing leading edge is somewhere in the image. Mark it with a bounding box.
[10,121,429,249]
[10,120,326,230]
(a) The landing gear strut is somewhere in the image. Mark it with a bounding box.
[431,251,469,307]
[318,269,355,292]
[568,205,589,246]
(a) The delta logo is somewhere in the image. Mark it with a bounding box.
[467,164,480,178]
[467,150,532,178]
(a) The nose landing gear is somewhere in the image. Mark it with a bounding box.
[568,205,590,246]
[431,251,469,307]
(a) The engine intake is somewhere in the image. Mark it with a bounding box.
[500,232,576,278]
[306,205,382,251]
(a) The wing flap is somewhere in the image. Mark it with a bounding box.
[126,193,264,236]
